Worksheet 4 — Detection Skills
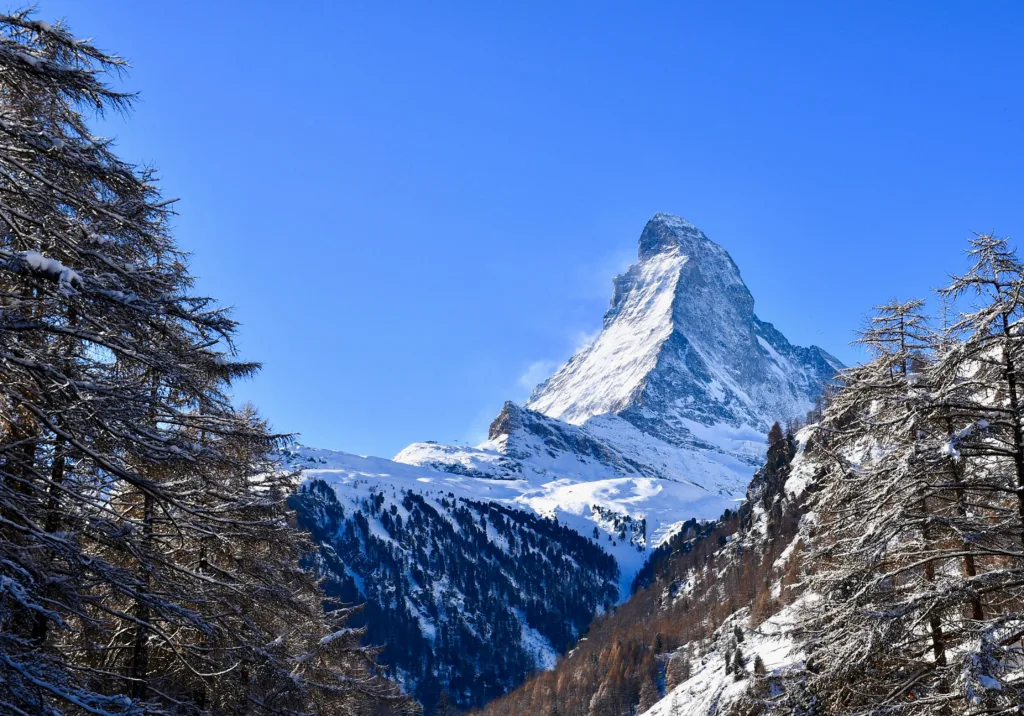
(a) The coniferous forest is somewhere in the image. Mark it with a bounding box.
[291,480,618,712]
[0,14,413,715]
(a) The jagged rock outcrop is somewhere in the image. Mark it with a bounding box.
[527,213,841,461]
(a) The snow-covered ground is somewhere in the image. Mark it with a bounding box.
[396,407,756,497]
[641,601,805,716]
[283,444,735,598]
[639,422,823,715]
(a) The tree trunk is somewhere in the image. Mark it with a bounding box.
[943,414,985,621]
[999,313,1024,552]
[30,436,66,646]
[128,492,154,700]
[921,497,947,667]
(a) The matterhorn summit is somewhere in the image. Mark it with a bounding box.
[525,212,841,464]
[396,213,840,503]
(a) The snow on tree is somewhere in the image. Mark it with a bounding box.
[799,299,956,710]
[798,265,1024,712]
[0,12,413,715]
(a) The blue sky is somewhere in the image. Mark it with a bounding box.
[41,1,1024,457]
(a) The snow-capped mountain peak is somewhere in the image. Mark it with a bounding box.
[526,228,687,426]
[526,213,840,458]
[390,212,841,587]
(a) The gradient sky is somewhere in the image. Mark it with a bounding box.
[38,1,1024,457]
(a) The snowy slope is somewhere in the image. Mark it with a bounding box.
[397,402,752,497]
[283,443,732,599]
[639,427,823,716]
[640,602,804,716]
[526,245,687,424]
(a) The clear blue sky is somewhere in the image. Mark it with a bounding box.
[41,1,1024,457]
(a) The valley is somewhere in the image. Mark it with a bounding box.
[287,214,840,711]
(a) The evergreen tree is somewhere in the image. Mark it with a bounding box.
[732,646,745,681]
[799,261,1024,712]
[801,299,954,710]
[637,673,660,712]
[0,13,412,715]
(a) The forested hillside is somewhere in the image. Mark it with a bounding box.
[291,478,619,711]
[475,425,812,716]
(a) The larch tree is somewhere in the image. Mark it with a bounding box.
[800,299,958,711]
[0,12,414,716]
[927,233,1024,708]
[797,241,1024,713]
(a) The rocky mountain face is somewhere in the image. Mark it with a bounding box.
[287,214,841,711]
[526,213,840,462]
[398,214,840,513]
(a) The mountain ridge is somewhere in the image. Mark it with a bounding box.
[526,213,840,452]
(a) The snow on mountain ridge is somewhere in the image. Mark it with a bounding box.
[282,441,731,600]
[526,246,687,425]
[393,213,840,542]
[527,213,840,462]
